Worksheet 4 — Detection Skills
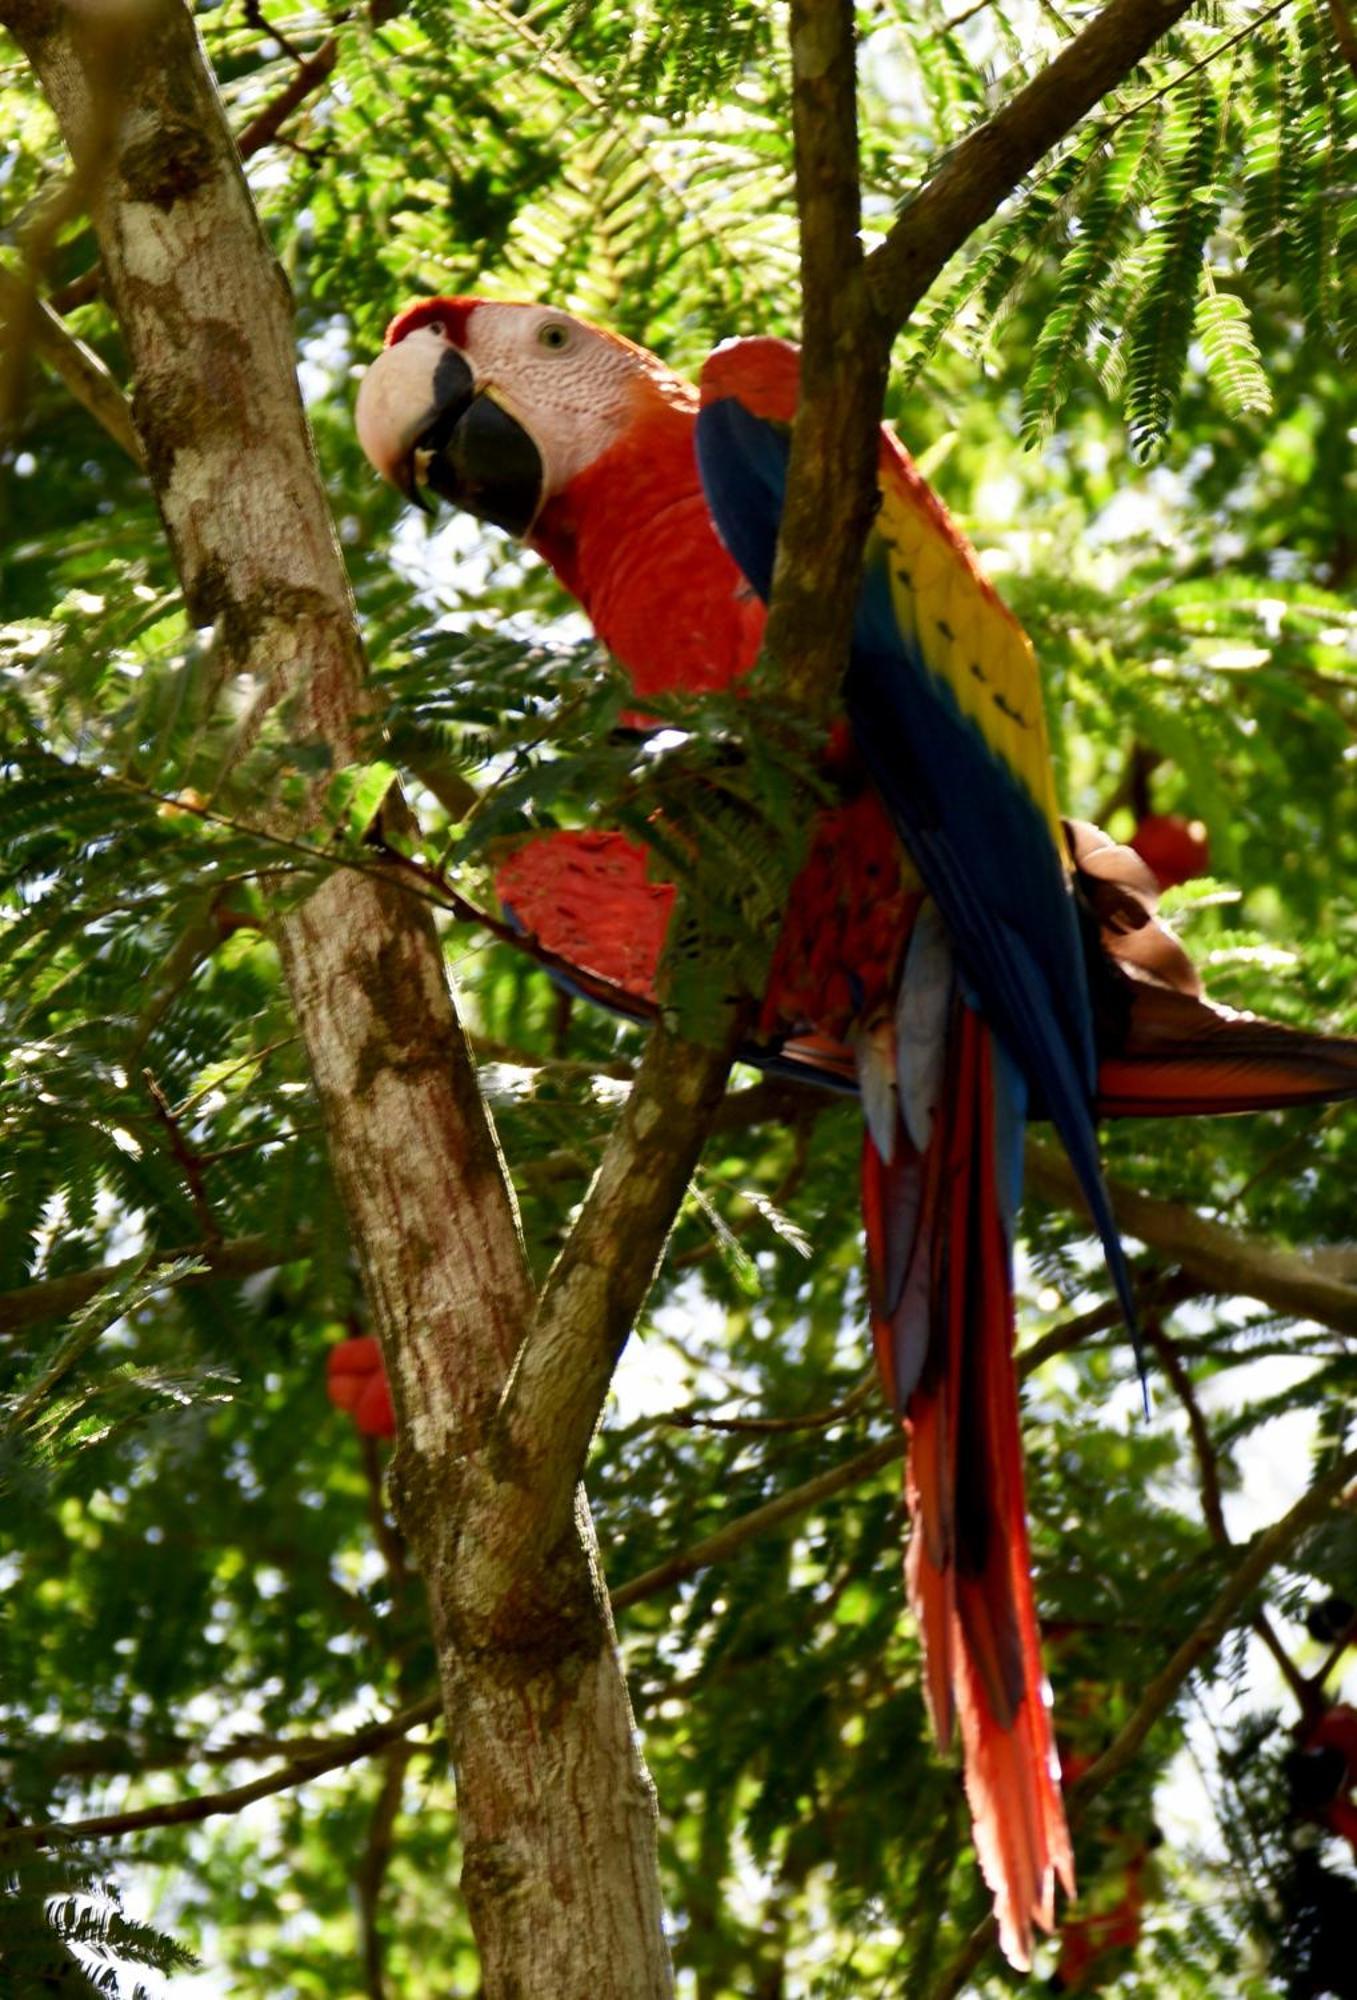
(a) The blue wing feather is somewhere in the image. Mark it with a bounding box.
[695,392,1139,1342]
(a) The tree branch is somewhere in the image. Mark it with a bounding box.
[467,0,900,1565]
[864,0,1198,335]
[0,8,679,1989]
[612,1434,905,1612]
[1146,1316,1316,1716]
[1026,1139,1357,1335]
[0,1693,443,1851]
[0,264,142,460]
[3,1274,1140,1854]
[356,1737,412,2000]
[1073,1446,1357,1802]
[0,1230,312,1336]
[234,30,338,156]
[480,1013,745,1571]
[764,0,888,718]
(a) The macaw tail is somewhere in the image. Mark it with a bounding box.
[1096,983,1357,1118]
[861,1001,1073,1969]
[1068,817,1357,1120]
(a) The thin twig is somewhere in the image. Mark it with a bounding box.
[652,1368,876,1437]
[356,1738,412,2000]
[143,1069,222,1244]
[611,1435,905,1612]
[242,0,308,66]
[235,31,339,155]
[0,266,142,461]
[1074,1447,1357,1800]
[1145,1316,1314,1715]
[0,1694,444,1850]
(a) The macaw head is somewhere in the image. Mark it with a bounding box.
[354,297,694,539]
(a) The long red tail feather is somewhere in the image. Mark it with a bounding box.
[865,1008,1073,1969]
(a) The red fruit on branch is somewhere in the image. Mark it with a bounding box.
[326,1334,396,1438]
[1129,813,1210,890]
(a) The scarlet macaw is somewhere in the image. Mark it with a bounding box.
[351,300,1357,1967]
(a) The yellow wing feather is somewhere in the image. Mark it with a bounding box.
[875,447,1066,854]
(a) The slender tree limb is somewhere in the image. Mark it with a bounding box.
[475,1,881,1558]
[924,1911,996,2000]
[612,1433,905,1611]
[1,1433,904,1846]
[765,0,887,718]
[142,1068,222,1244]
[0,1230,313,1336]
[234,30,338,156]
[46,266,102,315]
[356,1737,412,2000]
[7,1123,1348,1351]
[1144,1317,1230,1542]
[1146,1316,1315,1716]
[864,0,1198,336]
[242,0,308,67]
[0,1078,815,1341]
[482,1013,746,1570]
[0,264,142,460]
[0,1694,444,1851]
[4,1277,1147,1849]
[652,1369,876,1437]
[0,1728,377,1778]
[467,0,916,1575]
[1026,1139,1357,1335]
[1074,1447,1357,1803]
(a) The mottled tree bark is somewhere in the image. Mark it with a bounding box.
[0,3,671,1991]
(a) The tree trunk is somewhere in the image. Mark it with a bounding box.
[0,3,671,1991]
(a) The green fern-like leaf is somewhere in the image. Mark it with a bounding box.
[1290,0,1357,355]
[0,1851,197,1997]
[1240,25,1299,288]
[1123,72,1224,461]
[1020,105,1166,443]
[1194,277,1273,419]
[897,137,1097,387]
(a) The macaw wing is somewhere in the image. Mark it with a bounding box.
[695,339,1136,1329]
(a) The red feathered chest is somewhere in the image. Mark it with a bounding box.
[500,423,916,1039]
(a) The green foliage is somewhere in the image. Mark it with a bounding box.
[0,1847,197,1996]
[2,1,1356,1995]
[896,2,1355,459]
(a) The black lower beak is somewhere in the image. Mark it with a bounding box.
[410,351,543,538]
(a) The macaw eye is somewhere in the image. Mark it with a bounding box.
[424,319,446,339]
[537,322,571,352]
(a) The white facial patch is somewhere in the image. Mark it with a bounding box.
[460,304,677,499]
[354,326,448,481]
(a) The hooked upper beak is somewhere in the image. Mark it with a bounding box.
[354,325,544,537]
